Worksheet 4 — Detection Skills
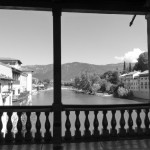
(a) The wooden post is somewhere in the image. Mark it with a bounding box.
[52,5,62,145]
[146,14,150,101]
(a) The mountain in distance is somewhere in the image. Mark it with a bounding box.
[22,62,134,81]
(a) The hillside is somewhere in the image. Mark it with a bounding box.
[22,62,134,81]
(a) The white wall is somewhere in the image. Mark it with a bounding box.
[0,64,13,106]
[26,72,32,94]
[1,80,10,92]
[0,64,12,78]
[11,63,21,69]
[4,92,13,106]
[20,74,27,92]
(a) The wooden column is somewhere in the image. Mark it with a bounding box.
[146,14,150,101]
[52,5,62,144]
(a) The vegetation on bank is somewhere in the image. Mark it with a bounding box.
[72,71,119,94]
[70,51,148,100]
[71,71,134,99]
[113,84,134,99]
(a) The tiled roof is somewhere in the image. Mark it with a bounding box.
[139,70,149,77]
[0,57,22,64]
[20,68,34,72]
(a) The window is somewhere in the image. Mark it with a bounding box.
[145,82,147,89]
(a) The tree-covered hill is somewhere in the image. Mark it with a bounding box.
[22,62,134,81]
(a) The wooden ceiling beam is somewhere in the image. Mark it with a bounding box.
[0,0,148,15]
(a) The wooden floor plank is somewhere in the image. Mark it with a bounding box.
[42,144,53,150]
[100,139,150,150]
[0,145,13,150]
[11,144,42,150]
[1,139,150,150]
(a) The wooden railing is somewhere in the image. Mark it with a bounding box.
[62,103,150,142]
[0,106,53,144]
[0,103,150,145]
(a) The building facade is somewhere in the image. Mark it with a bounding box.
[0,63,13,106]
[0,58,33,104]
[120,70,150,100]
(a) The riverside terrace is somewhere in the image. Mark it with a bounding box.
[0,0,150,150]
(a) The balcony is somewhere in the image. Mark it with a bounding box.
[0,104,149,146]
[0,1,150,150]
[13,80,20,85]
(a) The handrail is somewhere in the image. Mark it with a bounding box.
[63,103,150,111]
[0,105,52,112]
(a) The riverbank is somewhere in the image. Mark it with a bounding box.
[69,87,150,103]
[32,87,53,95]
[70,87,113,97]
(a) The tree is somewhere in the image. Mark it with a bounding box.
[123,61,126,72]
[133,52,148,72]
[100,71,120,84]
[111,71,120,84]
[129,63,132,72]
[74,76,81,89]
[43,79,50,84]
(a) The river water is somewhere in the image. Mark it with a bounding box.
[12,88,146,137]
[31,88,139,105]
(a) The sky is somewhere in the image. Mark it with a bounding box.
[0,9,147,66]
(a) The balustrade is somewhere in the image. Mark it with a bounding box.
[63,104,150,142]
[44,111,52,143]
[0,106,53,144]
[5,112,13,144]
[84,110,91,140]
[110,110,117,137]
[136,109,142,136]
[15,112,23,143]
[0,104,149,144]
[127,109,134,137]
[65,110,71,141]
[75,110,81,140]
[119,110,126,137]
[0,112,3,144]
[144,108,150,136]
[93,110,99,139]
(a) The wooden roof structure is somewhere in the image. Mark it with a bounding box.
[0,0,149,15]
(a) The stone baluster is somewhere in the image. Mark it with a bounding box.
[119,110,126,137]
[25,112,32,143]
[110,110,117,137]
[102,110,109,138]
[84,110,91,140]
[75,110,81,140]
[5,112,13,143]
[35,112,42,143]
[144,108,150,136]
[44,112,51,143]
[136,109,142,135]
[15,112,23,143]
[0,112,3,143]
[93,110,99,139]
[127,109,134,137]
[65,110,71,141]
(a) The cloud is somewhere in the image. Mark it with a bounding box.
[115,48,145,63]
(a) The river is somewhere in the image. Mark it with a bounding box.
[31,88,139,105]
[12,88,145,137]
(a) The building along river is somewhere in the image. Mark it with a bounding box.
[12,88,145,137]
